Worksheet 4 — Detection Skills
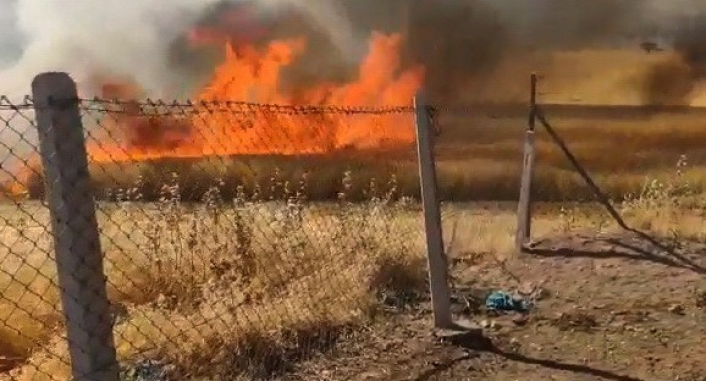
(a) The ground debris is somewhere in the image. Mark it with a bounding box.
[552,310,599,332]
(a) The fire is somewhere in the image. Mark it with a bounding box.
[87,32,423,162]
[4,32,424,197]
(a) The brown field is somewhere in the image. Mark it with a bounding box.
[0,178,428,380]
[1,151,706,379]
[1,47,706,380]
[11,103,706,205]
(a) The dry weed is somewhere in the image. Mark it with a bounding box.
[0,170,427,380]
[546,153,706,242]
[10,111,706,204]
[620,155,706,241]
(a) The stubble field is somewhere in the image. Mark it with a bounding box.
[1,106,706,380]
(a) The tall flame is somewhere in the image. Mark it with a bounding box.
[90,32,423,162]
[3,32,424,197]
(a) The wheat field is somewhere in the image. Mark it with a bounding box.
[4,101,706,378]
[11,107,706,204]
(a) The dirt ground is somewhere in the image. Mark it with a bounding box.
[281,230,706,381]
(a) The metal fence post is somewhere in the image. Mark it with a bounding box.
[515,73,538,251]
[414,93,453,329]
[32,72,119,381]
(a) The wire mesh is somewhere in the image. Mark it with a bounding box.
[0,95,428,380]
[0,96,71,380]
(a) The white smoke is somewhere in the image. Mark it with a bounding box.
[0,0,242,101]
[0,0,367,102]
[0,0,364,171]
[2,0,703,100]
[275,0,365,63]
[0,0,230,173]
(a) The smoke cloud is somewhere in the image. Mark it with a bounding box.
[0,0,229,100]
[4,0,706,179]
[0,0,706,103]
[282,0,706,103]
[642,11,706,105]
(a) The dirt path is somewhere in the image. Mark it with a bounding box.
[284,231,706,381]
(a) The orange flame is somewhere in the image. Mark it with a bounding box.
[89,32,423,162]
[5,32,424,196]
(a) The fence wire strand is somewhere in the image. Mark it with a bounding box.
[0,95,429,380]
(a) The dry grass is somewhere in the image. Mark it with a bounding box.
[434,110,706,201]
[0,172,430,380]
[2,156,706,379]
[11,108,706,203]
[618,155,706,242]
[3,105,706,378]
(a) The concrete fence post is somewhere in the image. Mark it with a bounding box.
[32,72,119,381]
[414,93,453,329]
[515,73,538,251]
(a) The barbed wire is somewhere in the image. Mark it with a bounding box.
[83,98,417,115]
[0,94,541,116]
[2,95,420,114]
[9,93,706,116]
[0,95,529,142]
[0,96,34,111]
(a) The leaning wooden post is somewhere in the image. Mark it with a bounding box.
[515,73,538,251]
[414,92,453,328]
[32,72,120,381]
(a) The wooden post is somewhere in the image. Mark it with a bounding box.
[515,73,538,251]
[32,72,119,381]
[414,92,453,329]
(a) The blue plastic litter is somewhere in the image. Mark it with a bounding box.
[485,291,532,313]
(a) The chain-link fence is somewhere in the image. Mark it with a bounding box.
[0,73,441,380]
[505,76,706,274]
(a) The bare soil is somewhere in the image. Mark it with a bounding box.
[281,231,706,381]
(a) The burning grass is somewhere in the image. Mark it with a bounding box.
[20,151,421,203]
[9,105,706,204]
